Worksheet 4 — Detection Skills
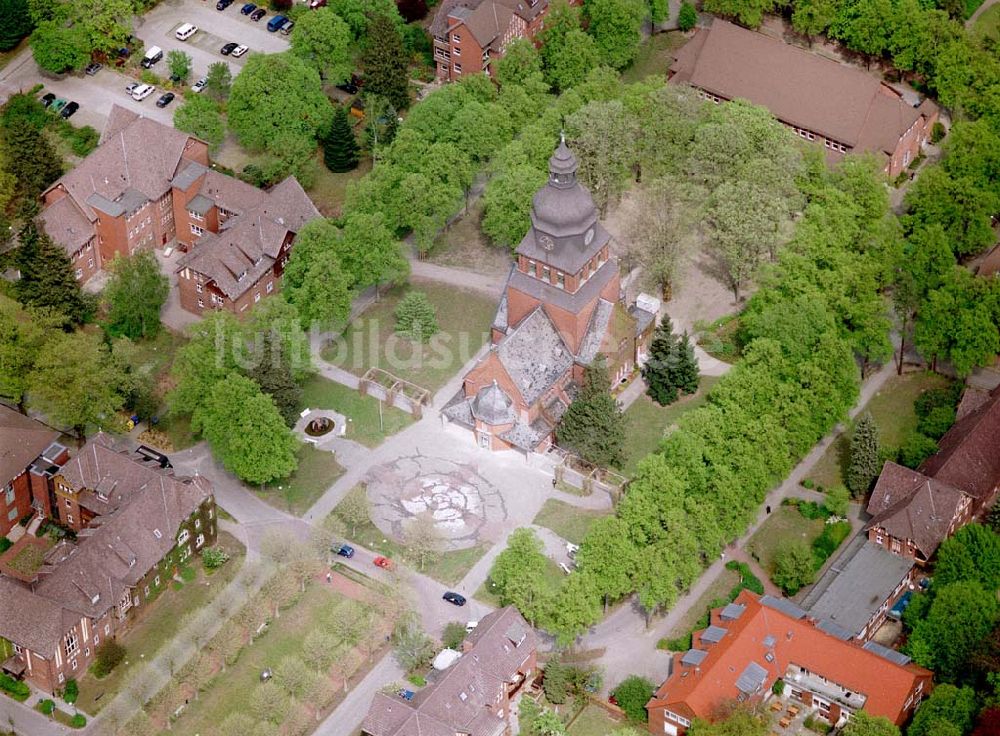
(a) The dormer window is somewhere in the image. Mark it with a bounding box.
[237,270,247,281]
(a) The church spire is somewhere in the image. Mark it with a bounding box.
[548,134,578,189]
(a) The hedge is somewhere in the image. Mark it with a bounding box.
[0,673,30,701]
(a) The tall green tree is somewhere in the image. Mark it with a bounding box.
[672,333,700,395]
[907,685,977,736]
[103,251,168,339]
[167,311,243,415]
[487,528,553,627]
[167,50,192,82]
[362,12,410,111]
[394,291,438,342]
[336,211,409,292]
[0,301,59,412]
[557,356,626,468]
[538,0,583,82]
[574,517,637,609]
[585,0,646,70]
[173,95,225,151]
[643,318,680,406]
[791,0,838,40]
[703,0,776,26]
[290,7,353,83]
[283,248,352,330]
[611,676,655,722]
[322,106,360,173]
[495,38,543,88]
[2,114,62,201]
[14,221,86,325]
[482,163,549,248]
[546,28,600,92]
[205,61,232,102]
[246,331,302,427]
[846,412,881,496]
[565,99,638,215]
[192,373,299,485]
[0,0,33,51]
[688,708,770,736]
[772,540,815,595]
[840,712,900,736]
[28,331,125,441]
[934,524,1000,591]
[29,20,89,73]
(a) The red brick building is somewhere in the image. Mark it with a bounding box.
[0,434,215,693]
[646,592,933,735]
[443,140,655,452]
[668,20,939,177]
[0,406,64,537]
[430,0,578,82]
[362,606,537,736]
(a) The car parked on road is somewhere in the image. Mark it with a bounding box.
[141,46,163,68]
[40,92,55,107]
[156,92,175,108]
[125,82,140,95]
[240,2,256,13]
[267,14,287,31]
[50,98,67,113]
[232,44,249,57]
[250,7,266,20]
[331,542,354,558]
[398,689,415,701]
[220,42,238,55]
[60,101,79,119]
[279,19,294,34]
[442,591,467,606]
[373,556,392,569]
[131,84,155,102]
[216,0,234,8]
[175,24,198,41]
[192,77,208,93]
[85,62,102,76]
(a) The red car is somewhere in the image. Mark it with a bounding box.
[373,556,393,569]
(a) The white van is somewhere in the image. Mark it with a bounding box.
[131,84,155,101]
[175,23,198,41]
[141,46,163,68]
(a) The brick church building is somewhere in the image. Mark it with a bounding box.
[443,140,655,452]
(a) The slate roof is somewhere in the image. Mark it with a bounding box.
[648,590,932,727]
[669,20,937,154]
[864,461,972,559]
[0,577,70,655]
[802,539,915,637]
[38,196,94,255]
[919,385,1000,504]
[362,607,536,736]
[0,405,58,486]
[471,382,516,425]
[496,307,573,406]
[430,0,549,41]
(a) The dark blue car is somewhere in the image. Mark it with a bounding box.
[442,591,466,606]
[240,2,256,13]
[332,542,354,558]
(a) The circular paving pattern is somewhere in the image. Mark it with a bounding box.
[366,455,508,550]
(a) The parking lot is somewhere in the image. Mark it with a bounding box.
[0,0,291,134]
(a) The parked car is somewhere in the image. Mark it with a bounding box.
[442,591,466,606]
[169,72,183,83]
[40,92,56,107]
[141,45,163,67]
[279,19,294,34]
[216,0,234,8]
[84,62,102,76]
[250,7,266,20]
[50,98,67,112]
[465,620,478,633]
[131,84,155,102]
[155,92,175,108]
[373,556,392,569]
[267,14,287,31]
[331,542,354,558]
[240,2,256,13]
[125,81,140,95]
[220,42,238,55]
[175,24,198,41]
[397,689,415,701]
[336,81,358,94]
[192,77,208,93]
[60,101,79,118]
[232,44,249,57]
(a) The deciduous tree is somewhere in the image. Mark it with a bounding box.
[103,251,168,339]
[771,539,815,595]
[30,20,89,73]
[585,0,646,69]
[167,50,192,81]
[205,61,232,101]
[623,178,696,297]
[611,675,655,722]
[0,0,33,51]
[403,512,443,571]
[174,95,225,150]
[290,7,352,83]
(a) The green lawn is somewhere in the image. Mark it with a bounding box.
[307,153,371,218]
[260,444,344,515]
[76,533,245,714]
[320,281,497,393]
[622,376,720,476]
[622,31,689,84]
[746,506,825,578]
[806,372,952,489]
[661,566,741,643]
[328,489,490,585]
[533,499,610,546]
[568,705,625,736]
[475,557,565,607]
[300,375,414,447]
[127,329,188,387]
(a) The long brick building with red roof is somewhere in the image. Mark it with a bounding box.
[646,591,932,735]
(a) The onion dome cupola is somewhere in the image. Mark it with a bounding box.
[471,380,516,426]
[529,137,599,247]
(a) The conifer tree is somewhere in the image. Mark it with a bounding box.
[671,332,700,395]
[322,106,359,173]
[246,331,302,427]
[14,220,86,325]
[557,356,626,468]
[642,318,679,405]
[394,291,438,342]
[847,412,881,497]
[2,115,62,202]
[362,12,410,111]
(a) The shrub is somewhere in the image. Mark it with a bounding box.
[930,122,946,144]
[824,486,850,517]
[812,521,851,566]
[408,674,426,686]
[773,540,815,595]
[68,126,99,156]
[0,538,11,553]
[90,640,127,678]
[772,678,785,695]
[664,634,691,651]
[725,560,765,596]
[612,675,656,722]
[804,714,832,734]
[543,659,570,704]
[62,678,78,703]
[801,479,815,489]
[394,291,438,342]
[917,405,956,440]
[914,384,961,420]
[678,1,697,30]
[38,699,55,715]
[441,621,466,650]
[140,70,162,85]
[0,673,30,701]
[180,565,197,582]
[899,432,939,469]
[70,713,86,728]
[202,547,231,570]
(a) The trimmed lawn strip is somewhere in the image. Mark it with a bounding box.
[259,444,344,515]
[533,499,610,546]
[75,532,245,714]
[746,507,825,580]
[622,376,720,476]
[319,281,496,393]
[805,372,952,489]
[567,704,625,736]
[300,375,414,447]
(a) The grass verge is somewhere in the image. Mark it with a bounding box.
[533,499,610,546]
[300,375,414,447]
[260,444,344,515]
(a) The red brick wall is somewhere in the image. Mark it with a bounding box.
[887,109,938,178]
[94,211,129,266]
[0,471,33,536]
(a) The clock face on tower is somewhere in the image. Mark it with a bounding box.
[539,234,554,251]
[584,227,595,246]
